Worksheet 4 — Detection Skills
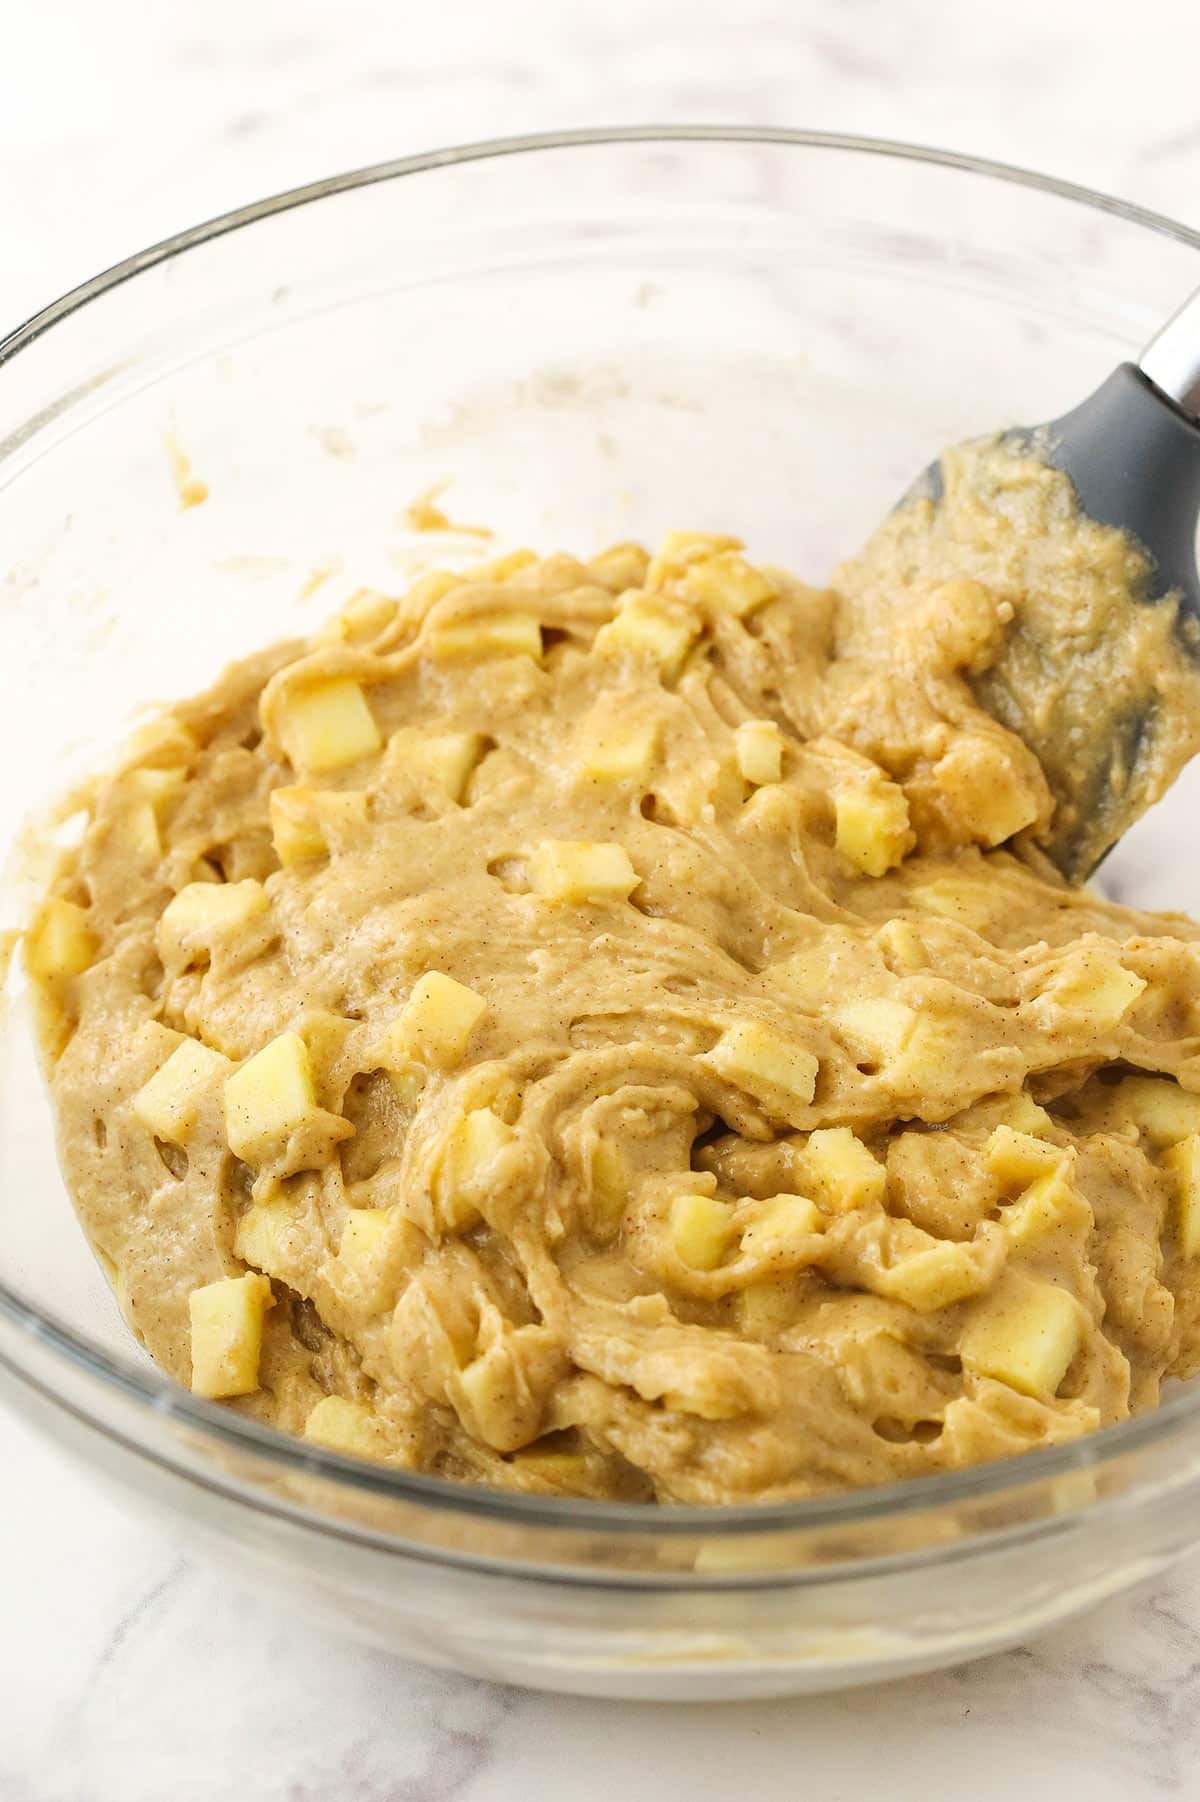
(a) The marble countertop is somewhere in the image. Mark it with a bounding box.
[4,1,1200,1795]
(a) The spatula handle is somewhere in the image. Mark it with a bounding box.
[1140,282,1200,421]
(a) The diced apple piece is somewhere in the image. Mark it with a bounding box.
[881,1240,990,1313]
[1113,1076,1200,1149]
[224,1031,319,1162]
[429,612,543,661]
[985,1125,1067,1190]
[578,719,660,784]
[683,553,778,618]
[706,1020,818,1124]
[961,1280,1084,1398]
[464,549,537,583]
[233,1198,305,1283]
[645,530,741,590]
[587,542,651,592]
[877,918,925,970]
[270,787,368,867]
[385,727,484,803]
[593,595,701,679]
[737,1281,799,1337]
[118,768,182,862]
[456,1350,525,1447]
[670,1192,736,1270]
[509,1448,597,1492]
[276,678,382,774]
[932,735,1041,845]
[529,839,639,904]
[304,1395,390,1458]
[833,998,917,1064]
[1165,1135,1200,1258]
[188,1272,273,1398]
[738,1193,824,1258]
[432,1107,517,1232]
[406,569,463,613]
[333,1208,420,1312]
[312,591,396,646]
[586,1139,628,1239]
[132,1038,229,1142]
[1001,1167,1092,1249]
[1042,951,1146,1028]
[386,970,487,1069]
[1002,1093,1056,1137]
[835,776,913,877]
[158,879,268,972]
[907,879,977,920]
[801,1126,887,1213]
[338,1208,392,1264]
[25,897,96,980]
[736,720,784,786]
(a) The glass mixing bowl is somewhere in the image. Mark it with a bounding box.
[3,129,1200,1702]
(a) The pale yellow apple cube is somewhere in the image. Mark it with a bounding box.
[277,678,382,774]
[1114,1076,1200,1149]
[736,720,784,786]
[593,595,701,679]
[670,1192,736,1270]
[738,1194,824,1258]
[270,786,368,867]
[391,970,487,1068]
[25,897,96,980]
[682,552,778,618]
[961,1280,1084,1398]
[578,719,660,784]
[464,549,537,583]
[119,768,183,863]
[406,569,463,613]
[386,727,484,803]
[224,1031,318,1162]
[429,612,543,661]
[985,1125,1067,1190]
[312,590,396,646]
[645,530,741,589]
[304,1395,390,1458]
[1043,952,1146,1028]
[432,1107,517,1232]
[1001,1167,1091,1249]
[132,1038,229,1142]
[1165,1135,1200,1258]
[835,777,913,877]
[233,1198,297,1281]
[586,1139,628,1240]
[907,879,977,920]
[158,879,268,971]
[586,542,651,591]
[1001,1093,1056,1137]
[801,1127,887,1213]
[933,735,1041,845]
[737,1281,800,1337]
[706,1020,819,1122]
[832,998,917,1064]
[509,1448,596,1492]
[876,919,925,971]
[338,1208,392,1264]
[188,1272,274,1398]
[529,839,639,904]
[881,1240,989,1313]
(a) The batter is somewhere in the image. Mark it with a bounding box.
[24,447,1200,1503]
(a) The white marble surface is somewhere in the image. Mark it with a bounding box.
[4,1,1200,1795]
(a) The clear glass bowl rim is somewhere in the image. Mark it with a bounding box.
[3,123,1200,1541]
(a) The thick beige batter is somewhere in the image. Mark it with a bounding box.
[24,450,1200,1503]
